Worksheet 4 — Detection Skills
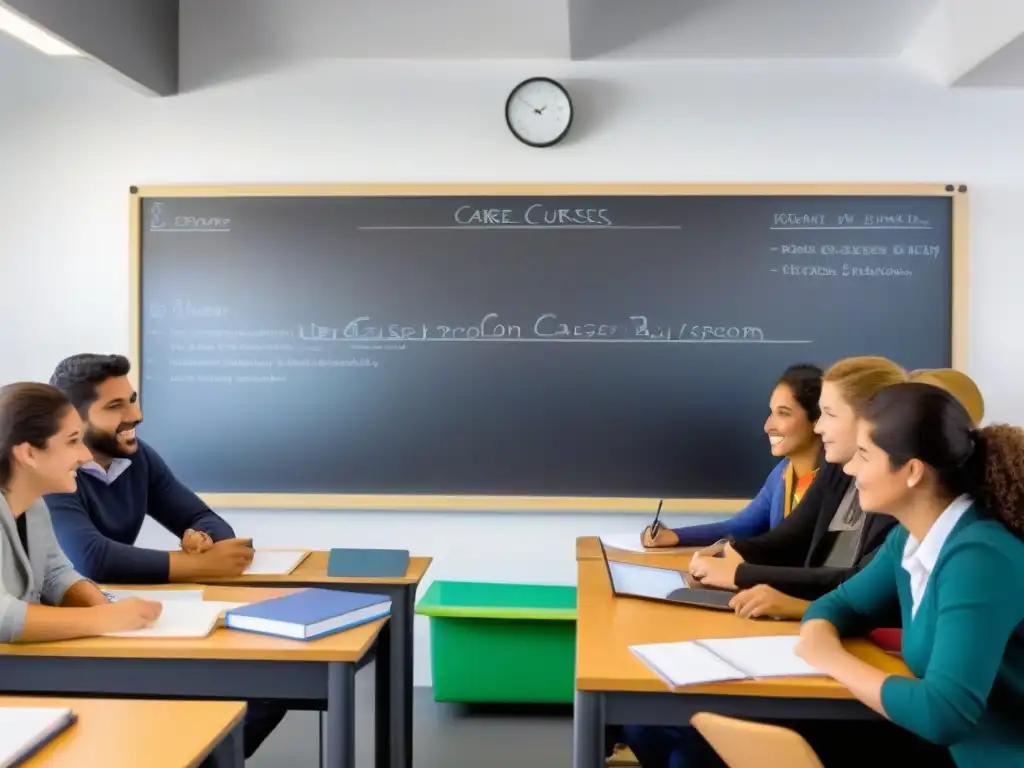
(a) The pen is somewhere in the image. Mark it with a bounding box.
[649,499,664,538]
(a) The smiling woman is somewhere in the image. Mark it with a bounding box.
[0,382,163,645]
[640,363,824,549]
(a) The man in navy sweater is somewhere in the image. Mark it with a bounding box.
[45,353,254,583]
[45,353,286,758]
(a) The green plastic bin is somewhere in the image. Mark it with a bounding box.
[415,580,577,704]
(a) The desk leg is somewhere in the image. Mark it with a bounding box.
[326,662,356,768]
[206,717,245,768]
[375,619,393,768]
[573,691,604,768]
[388,585,415,768]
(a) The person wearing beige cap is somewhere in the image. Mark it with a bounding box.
[909,368,984,424]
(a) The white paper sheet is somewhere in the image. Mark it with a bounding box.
[245,549,310,576]
[600,534,690,554]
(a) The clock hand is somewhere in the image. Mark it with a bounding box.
[518,96,543,114]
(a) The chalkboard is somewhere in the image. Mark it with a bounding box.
[131,184,967,511]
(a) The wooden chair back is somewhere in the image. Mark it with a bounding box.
[690,712,824,768]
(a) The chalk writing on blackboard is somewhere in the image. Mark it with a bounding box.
[296,314,811,344]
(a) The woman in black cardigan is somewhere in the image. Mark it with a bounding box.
[689,355,908,619]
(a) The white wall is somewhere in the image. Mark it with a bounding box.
[2,57,1024,685]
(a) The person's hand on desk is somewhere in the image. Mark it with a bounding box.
[195,538,254,577]
[169,538,254,580]
[729,585,810,620]
[641,526,680,548]
[96,597,163,633]
[693,538,728,559]
[794,619,844,669]
[181,529,213,554]
[689,542,743,590]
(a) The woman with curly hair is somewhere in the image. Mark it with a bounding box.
[797,382,1024,767]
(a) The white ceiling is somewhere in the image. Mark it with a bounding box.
[568,0,938,59]
[3,0,1024,93]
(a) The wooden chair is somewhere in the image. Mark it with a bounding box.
[690,712,824,768]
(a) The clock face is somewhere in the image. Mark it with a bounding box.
[505,77,573,148]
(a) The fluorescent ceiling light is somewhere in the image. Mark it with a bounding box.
[0,4,82,56]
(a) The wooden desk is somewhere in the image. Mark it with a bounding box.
[197,551,432,768]
[0,587,383,768]
[0,696,245,768]
[576,535,697,564]
[573,557,911,768]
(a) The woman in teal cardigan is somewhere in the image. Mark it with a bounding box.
[798,382,1024,767]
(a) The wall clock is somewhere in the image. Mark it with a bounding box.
[505,77,573,148]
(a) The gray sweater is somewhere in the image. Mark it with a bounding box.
[0,494,85,642]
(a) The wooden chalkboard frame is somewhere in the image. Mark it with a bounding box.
[128,182,970,512]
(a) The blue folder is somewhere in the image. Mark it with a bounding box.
[326,548,410,578]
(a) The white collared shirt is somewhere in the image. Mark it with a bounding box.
[78,458,132,486]
[901,494,972,617]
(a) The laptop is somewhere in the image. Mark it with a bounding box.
[599,539,736,611]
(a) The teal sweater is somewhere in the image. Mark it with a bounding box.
[803,505,1024,767]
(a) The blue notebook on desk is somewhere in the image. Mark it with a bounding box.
[224,588,391,640]
[327,548,410,578]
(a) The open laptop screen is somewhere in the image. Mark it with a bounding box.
[607,560,688,600]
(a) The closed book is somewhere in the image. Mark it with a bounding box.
[225,588,390,640]
[326,548,410,578]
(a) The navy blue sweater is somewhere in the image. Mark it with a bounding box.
[45,440,234,583]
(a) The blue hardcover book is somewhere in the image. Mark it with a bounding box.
[224,588,391,641]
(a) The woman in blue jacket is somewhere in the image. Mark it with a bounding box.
[642,363,823,548]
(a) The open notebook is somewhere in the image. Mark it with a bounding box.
[630,635,823,689]
[102,599,247,638]
[0,707,77,767]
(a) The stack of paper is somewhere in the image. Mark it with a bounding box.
[630,636,823,689]
[0,707,76,766]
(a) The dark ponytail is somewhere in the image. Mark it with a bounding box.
[864,382,1024,538]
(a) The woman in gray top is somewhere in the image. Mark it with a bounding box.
[0,382,161,642]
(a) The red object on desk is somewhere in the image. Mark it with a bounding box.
[869,628,903,655]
